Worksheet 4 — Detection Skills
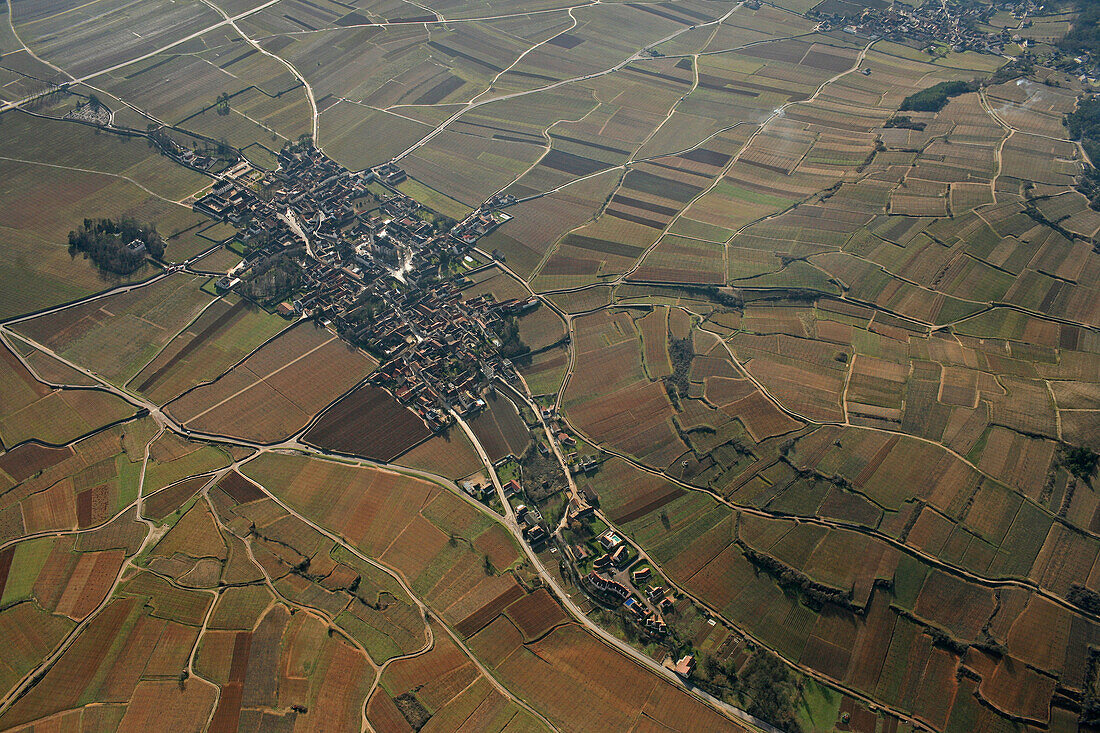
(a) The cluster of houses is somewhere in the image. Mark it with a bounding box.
[362,284,531,427]
[515,502,548,545]
[186,141,529,431]
[581,530,673,639]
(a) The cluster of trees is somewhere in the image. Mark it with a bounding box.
[1056,2,1100,209]
[346,293,384,329]
[1062,444,1099,483]
[1057,1,1100,56]
[496,315,530,360]
[239,250,303,304]
[1068,584,1100,614]
[884,115,926,130]
[429,215,457,235]
[664,337,694,405]
[898,80,975,113]
[737,651,805,733]
[68,217,163,274]
[1067,97,1100,170]
[1065,97,1100,209]
[737,540,860,612]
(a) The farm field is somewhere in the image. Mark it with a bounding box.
[14,274,216,385]
[0,0,1098,730]
[0,112,211,319]
[128,294,287,404]
[303,384,432,461]
[165,323,376,443]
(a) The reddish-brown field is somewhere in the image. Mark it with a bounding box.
[303,385,431,461]
[0,443,74,483]
[216,470,265,505]
[54,549,126,620]
[455,581,526,638]
[392,430,483,479]
[568,379,687,467]
[116,679,217,732]
[142,475,210,520]
[504,588,568,641]
[468,394,530,462]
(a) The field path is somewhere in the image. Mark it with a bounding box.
[0,0,288,115]
[451,411,773,732]
[175,333,339,423]
[196,0,319,143]
[388,3,744,163]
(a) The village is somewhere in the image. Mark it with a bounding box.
[173,132,700,668]
[184,139,527,432]
[816,0,1052,57]
[158,122,780,694]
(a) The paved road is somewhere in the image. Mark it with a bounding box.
[452,412,771,731]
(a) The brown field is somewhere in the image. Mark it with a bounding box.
[116,680,216,733]
[18,346,99,387]
[455,580,527,638]
[613,485,687,524]
[22,480,78,534]
[721,391,803,442]
[637,307,672,379]
[303,385,431,461]
[0,442,74,484]
[0,341,136,448]
[216,470,265,505]
[166,323,375,443]
[473,524,519,573]
[143,474,211,520]
[392,430,484,480]
[468,394,530,462]
[54,549,125,620]
[503,588,568,641]
[129,295,286,404]
[491,622,742,731]
[14,275,214,385]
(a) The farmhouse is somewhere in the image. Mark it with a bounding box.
[567,500,594,522]
[665,655,695,679]
[215,276,241,292]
